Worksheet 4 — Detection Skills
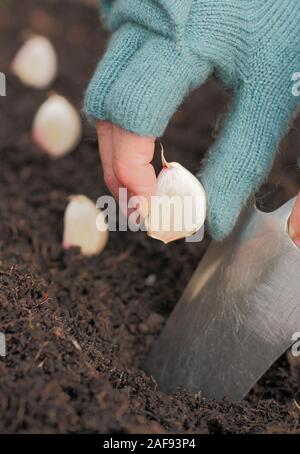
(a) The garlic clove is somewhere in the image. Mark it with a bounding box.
[32,94,82,158]
[63,195,108,256]
[146,146,206,244]
[12,35,57,89]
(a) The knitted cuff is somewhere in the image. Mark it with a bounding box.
[84,24,211,137]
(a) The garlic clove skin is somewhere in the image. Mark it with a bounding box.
[32,94,82,158]
[63,195,109,256]
[146,147,206,244]
[12,35,57,89]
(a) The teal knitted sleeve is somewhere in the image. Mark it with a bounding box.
[84,0,300,240]
[85,0,210,136]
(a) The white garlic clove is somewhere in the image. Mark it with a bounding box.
[63,195,109,256]
[12,35,57,89]
[32,94,82,158]
[146,147,206,244]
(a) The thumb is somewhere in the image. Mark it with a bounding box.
[201,82,297,241]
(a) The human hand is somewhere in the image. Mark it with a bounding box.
[85,0,300,240]
[96,120,155,214]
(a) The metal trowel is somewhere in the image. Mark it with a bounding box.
[145,197,300,400]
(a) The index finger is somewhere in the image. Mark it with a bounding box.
[112,124,156,200]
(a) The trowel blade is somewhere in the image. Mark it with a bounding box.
[145,197,300,400]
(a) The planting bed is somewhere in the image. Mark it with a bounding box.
[1,0,300,434]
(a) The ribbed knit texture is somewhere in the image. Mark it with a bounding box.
[84,0,300,240]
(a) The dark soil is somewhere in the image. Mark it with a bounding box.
[1,0,300,434]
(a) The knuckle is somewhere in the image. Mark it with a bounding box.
[112,159,129,186]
